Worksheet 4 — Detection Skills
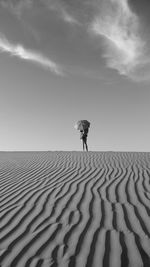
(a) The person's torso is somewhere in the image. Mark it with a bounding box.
[80,129,88,139]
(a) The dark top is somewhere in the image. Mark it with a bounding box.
[80,129,88,139]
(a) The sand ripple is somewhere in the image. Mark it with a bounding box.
[0,151,150,267]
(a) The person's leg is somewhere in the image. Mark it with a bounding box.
[83,137,88,151]
[86,143,88,151]
[83,139,87,151]
[85,139,88,151]
[82,139,85,151]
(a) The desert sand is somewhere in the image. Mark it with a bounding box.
[0,151,150,267]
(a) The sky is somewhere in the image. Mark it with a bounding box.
[0,0,150,151]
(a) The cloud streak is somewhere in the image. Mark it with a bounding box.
[43,0,80,25]
[90,0,145,78]
[0,34,63,75]
[0,0,79,24]
[0,0,33,16]
[1,0,149,81]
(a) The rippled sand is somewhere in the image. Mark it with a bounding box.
[0,151,150,267]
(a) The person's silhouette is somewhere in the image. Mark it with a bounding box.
[80,128,88,151]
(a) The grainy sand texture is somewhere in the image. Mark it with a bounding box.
[0,151,150,267]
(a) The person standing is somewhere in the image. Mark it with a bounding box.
[80,128,89,151]
[74,120,90,151]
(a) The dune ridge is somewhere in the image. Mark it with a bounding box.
[0,151,150,267]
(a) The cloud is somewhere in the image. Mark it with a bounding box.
[0,0,33,16]
[89,0,145,78]
[43,0,80,25]
[1,0,149,81]
[60,8,79,25]
[0,0,80,27]
[0,34,63,75]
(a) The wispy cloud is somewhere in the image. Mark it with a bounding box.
[60,8,79,25]
[0,34,63,75]
[89,0,145,78]
[1,0,149,81]
[43,0,79,25]
[0,0,33,16]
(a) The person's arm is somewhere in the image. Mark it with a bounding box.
[80,131,83,139]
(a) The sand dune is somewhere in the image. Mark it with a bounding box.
[0,151,150,267]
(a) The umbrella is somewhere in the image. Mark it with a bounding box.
[74,120,90,130]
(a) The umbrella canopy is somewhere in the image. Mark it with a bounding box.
[74,120,90,130]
